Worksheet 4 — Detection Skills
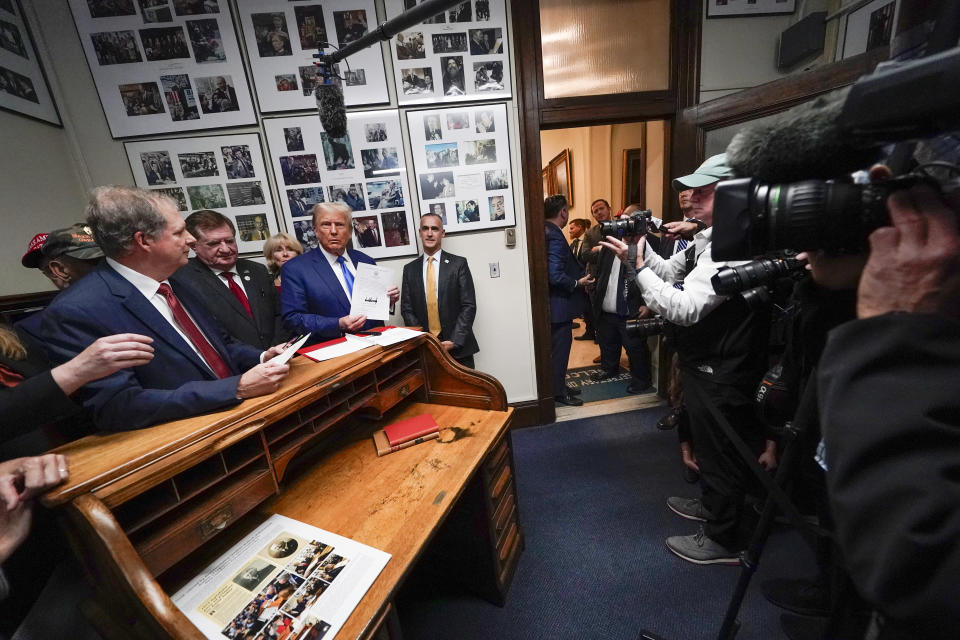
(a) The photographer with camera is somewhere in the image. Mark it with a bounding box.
[601,154,775,565]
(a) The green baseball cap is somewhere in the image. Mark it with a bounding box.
[672,153,733,191]
[42,223,104,261]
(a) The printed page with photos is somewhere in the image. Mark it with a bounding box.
[172,514,390,640]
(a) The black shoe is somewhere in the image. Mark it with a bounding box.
[762,578,830,617]
[682,467,700,484]
[626,380,653,394]
[574,333,595,341]
[565,385,582,396]
[590,370,619,381]
[657,407,683,431]
[555,395,583,407]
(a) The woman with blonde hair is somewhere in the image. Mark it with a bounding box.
[263,232,303,289]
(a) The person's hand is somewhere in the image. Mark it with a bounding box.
[858,183,960,318]
[52,333,155,395]
[590,245,601,254]
[795,250,866,291]
[663,220,699,240]
[262,342,291,362]
[338,314,367,333]
[758,440,778,471]
[680,443,699,473]
[635,305,652,319]
[599,235,647,270]
[577,274,595,288]
[440,340,455,352]
[387,286,400,305]
[0,454,68,564]
[236,362,290,399]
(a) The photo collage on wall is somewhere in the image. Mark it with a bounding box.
[236,0,388,113]
[69,0,256,137]
[264,110,417,259]
[407,102,514,233]
[124,133,278,253]
[0,0,59,124]
[386,0,511,105]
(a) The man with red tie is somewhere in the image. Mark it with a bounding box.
[173,209,286,350]
[35,186,290,432]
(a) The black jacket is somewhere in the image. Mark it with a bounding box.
[592,248,644,318]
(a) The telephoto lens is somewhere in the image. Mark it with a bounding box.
[624,317,664,338]
[711,254,804,296]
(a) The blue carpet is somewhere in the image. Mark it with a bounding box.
[398,407,814,639]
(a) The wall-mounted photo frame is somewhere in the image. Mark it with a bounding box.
[235,0,388,112]
[544,149,572,207]
[407,102,515,234]
[621,147,647,210]
[0,0,60,125]
[707,0,796,18]
[125,133,278,255]
[837,0,898,60]
[262,110,417,260]
[385,0,511,105]
[68,0,256,138]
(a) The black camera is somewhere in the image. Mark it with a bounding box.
[624,317,664,338]
[600,210,652,238]
[711,253,805,296]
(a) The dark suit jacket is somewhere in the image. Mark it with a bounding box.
[172,257,286,350]
[281,247,382,339]
[400,252,479,360]
[592,248,645,318]
[35,264,263,432]
[546,222,584,323]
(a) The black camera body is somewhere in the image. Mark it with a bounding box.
[600,210,653,239]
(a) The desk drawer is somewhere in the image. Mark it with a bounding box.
[363,368,424,416]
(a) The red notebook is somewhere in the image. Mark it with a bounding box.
[383,413,439,446]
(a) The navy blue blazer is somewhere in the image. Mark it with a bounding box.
[35,265,263,432]
[281,247,383,339]
[545,222,584,323]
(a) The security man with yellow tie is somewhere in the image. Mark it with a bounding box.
[400,213,479,367]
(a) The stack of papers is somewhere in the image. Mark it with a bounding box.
[296,328,423,363]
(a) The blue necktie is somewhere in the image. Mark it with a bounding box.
[676,237,688,252]
[337,255,354,297]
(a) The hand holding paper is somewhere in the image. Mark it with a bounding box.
[349,263,395,321]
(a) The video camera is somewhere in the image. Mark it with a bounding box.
[599,209,653,238]
[711,253,806,296]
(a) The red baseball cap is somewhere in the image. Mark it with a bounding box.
[22,232,49,268]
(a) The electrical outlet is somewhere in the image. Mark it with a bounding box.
[489,262,500,278]
[504,228,516,247]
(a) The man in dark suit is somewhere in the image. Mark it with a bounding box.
[35,186,290,432]
[545,195,594,407]
[400,213,479,367]
[173,210,286,351]
[282,203,399,339]
[568,218,595,341]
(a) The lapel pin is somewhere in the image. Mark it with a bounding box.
[444,259,449,263]
[244,275,251,281]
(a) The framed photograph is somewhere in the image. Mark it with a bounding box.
[707,0,796,18]
[68,0,256,137]
[837,0,898,60]
[407,103,515,234]
[621,146,647,210]
[236,0,388,113]
[0,0,60,125]
[385,0,511,105]
[125,133,278,254]
[545,149,572,207]
[263,110,417,260]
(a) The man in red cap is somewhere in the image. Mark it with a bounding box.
[22,224,104,290]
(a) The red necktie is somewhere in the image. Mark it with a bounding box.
[157,283,232,379]
[221,272,253,317]
[0,363,23,387]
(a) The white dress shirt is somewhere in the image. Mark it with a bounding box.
[205,263,241,290]
[421,249,443,304]
[319,246,357,298]
[601,253,622,314]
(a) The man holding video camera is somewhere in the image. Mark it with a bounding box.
[601,153,773,565]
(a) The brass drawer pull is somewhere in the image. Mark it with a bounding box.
[199,505,233,538]
[398,384,410,398]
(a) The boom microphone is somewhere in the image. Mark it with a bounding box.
[316,80,347,139]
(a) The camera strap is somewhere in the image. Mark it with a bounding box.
[622,242,639,281]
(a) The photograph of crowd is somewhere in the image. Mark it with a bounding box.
[140,150,176,185]
[187,183,227,209]
[432,32,466,54]
[151,186,188,211]
[0,66,37,103]
[275,74,298,92]
[186,18,225,63]
[485,168,508,190]
[403,0,444,25]
[446,112,469,130]
[475,109,495,133]
[440,56,464,96]
[178,150,218,177]
[0,20,24,58]
[456,198,479,223]
[280,576,330,618]
[298,65,320,96]
[361,147,400,178]
[279,154,321,185]
[227,180,265,207]
[161,74,200,121]
[381,211,410,247]
[139,26,190,62]
[252,12,291,57]
[448,1,471,22]
[119,82,164,116]
[395,31,424,60]
[425,142,458,168]
[294,4,327,50]
[333,10,367,45]
[293,220,318,250]
[353,216,382,248]
[237,213,269,241]
[419,171,455,200]
[400,67,433,95]
[365,122,387,142]
[464,138,496,164]
[469,28,502,54]
[489,194,505,220]
[345,69,365,86]
[195,75,239,113]
[284,126,304,152]
[90,30,142,65]
[366,180,403,210]
[86,0,136,19]
[474,61,503,92]
[173,0,219,15]
[222,144,255,179]
[424,115,442,140]
[286,187,324,217]
[327,184,365,211]
[220,570,303,639]
[320,133,354,171]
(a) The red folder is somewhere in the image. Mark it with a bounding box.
[383,413,439,446]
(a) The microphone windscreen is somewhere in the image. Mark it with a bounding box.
[725,87,880,183]
[316,81,347,139]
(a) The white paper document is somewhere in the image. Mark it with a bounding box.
[172,514,390,640]
[268,333,311,365]
[298,337,372,363]
[360,327,424,347]
[349,263,394,321]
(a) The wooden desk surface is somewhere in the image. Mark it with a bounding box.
[267,401,513,640]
